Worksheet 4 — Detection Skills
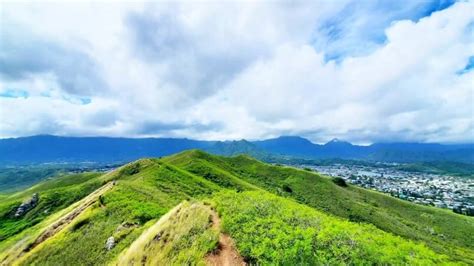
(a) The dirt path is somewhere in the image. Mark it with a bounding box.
[206,210,246,266]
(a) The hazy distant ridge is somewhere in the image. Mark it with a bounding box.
[0,135,472,165]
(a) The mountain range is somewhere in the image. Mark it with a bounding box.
[0,135,473,165]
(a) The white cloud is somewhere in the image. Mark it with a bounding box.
[0,0,472,143]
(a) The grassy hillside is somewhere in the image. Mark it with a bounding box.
[8,159,221,265]
[117,202,218,265]
[214,191,448,265]
[0,172,103,243]
[0,164,118,193]
[0,167,63,193]
[1,150,472,265]
[164,150,474,263]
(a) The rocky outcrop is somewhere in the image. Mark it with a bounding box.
[105,236,115,251]
[15,193,39,218]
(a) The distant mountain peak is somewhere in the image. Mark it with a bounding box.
[217,139,253,145]
[325,138,352,146]
[275,136,313,143]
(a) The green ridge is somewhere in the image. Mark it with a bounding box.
[214,191,450,265]
[0,150,472,265]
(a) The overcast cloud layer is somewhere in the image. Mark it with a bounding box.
[0,0,473,144]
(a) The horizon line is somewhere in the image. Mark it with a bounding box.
[1,134,473,146]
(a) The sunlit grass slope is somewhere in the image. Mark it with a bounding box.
[117,201,218,266]
[0,172,102,243]
[214,191,450,265]
[164,150,474,263]
[0,150,472,265]
[12,159,221,265]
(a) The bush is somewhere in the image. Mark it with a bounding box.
[282,184,293,193]
[332,177,347,187]
[119,162,140,176]
[213,191,448,265]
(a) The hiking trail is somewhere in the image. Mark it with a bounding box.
[206,210,246,266]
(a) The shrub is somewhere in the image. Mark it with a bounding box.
[119,162,140,177]
[282,184,293,193]
[213,191,448,265]
[332,177,347,187]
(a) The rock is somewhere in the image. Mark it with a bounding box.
[15,193,39,218]
[105,236,115,251]
[115,221,136,233]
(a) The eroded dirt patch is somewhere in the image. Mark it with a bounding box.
[206,210,246,266]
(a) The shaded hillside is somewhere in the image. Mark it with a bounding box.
[254,136,474,162]
[206,139,269,158]
[0,164,119,193]
[0,150,472,265]
[0,135,213,164]
[1,135,473,165]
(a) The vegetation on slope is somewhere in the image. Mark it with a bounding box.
[12,159,221,265]
[0,164,118,193]
[214,191,450,265]
[164,150,474,263]
[0,150,472,265]
[0,172,102,243]
[117,202,218,265]
[0,166,63,193]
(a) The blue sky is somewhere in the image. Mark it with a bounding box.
[0,0,473,143]
[312,0,457,61]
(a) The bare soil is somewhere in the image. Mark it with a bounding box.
[206,210,246,266]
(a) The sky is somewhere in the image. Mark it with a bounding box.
[0,0,473,144]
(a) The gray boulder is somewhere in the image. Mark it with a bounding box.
[15,193,39,218]
[105,236,115,251]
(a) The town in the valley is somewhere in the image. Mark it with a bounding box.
[295,163,474,216]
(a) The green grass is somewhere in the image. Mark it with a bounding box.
[0,167,64,193]
[12,158,223,265]
[214,191,451,265]
[1,150,473,265]
[18,183,168,266]
[181,153,474,263]
[0,164,119,193]
[117,201,218,265]
[0,172,102,242]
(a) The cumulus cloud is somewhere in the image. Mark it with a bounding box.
[124,1,342,104]
[311,0,457,60]
[0,0,472,143]
[0,26,107,96]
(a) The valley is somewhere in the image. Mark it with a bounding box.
[295,162,474,216]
